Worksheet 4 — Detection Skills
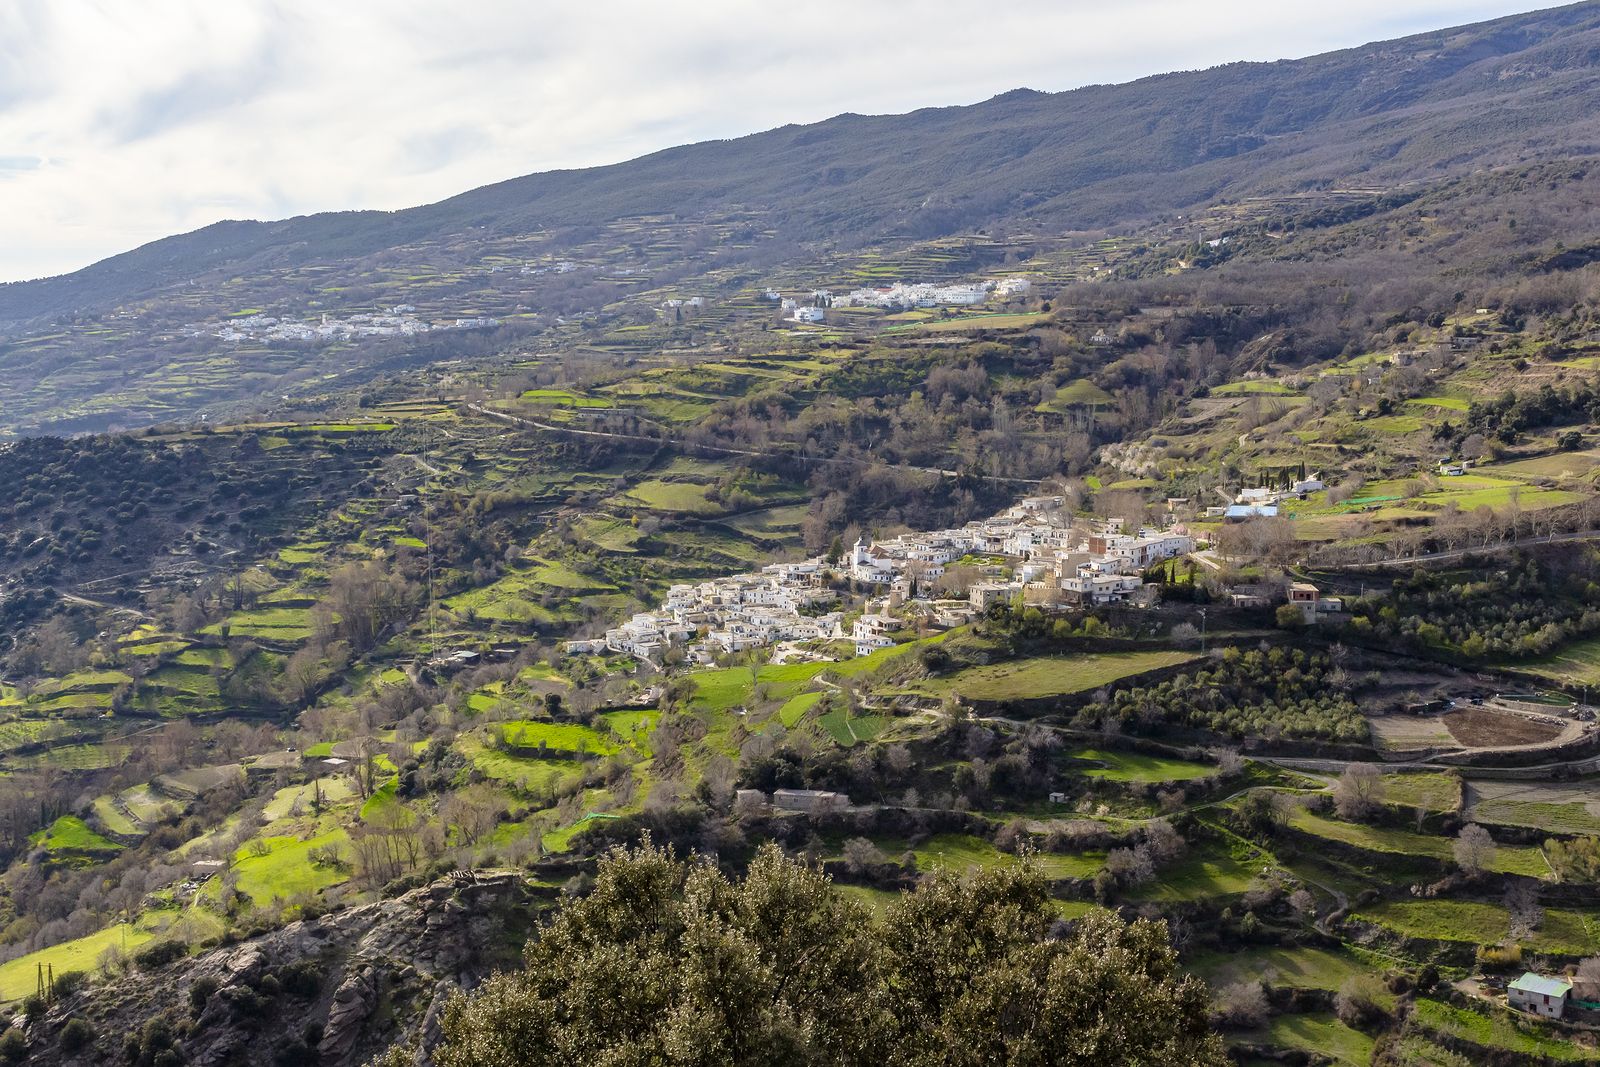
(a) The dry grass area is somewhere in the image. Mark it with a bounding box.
[1367,714,1459,753]
[1442,707,1562,748]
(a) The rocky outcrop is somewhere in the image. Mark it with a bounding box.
[19,870,546,1067]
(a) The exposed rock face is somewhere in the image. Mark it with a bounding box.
[21,870,544,1067]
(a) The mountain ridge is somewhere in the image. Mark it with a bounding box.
[5,1,1600,326]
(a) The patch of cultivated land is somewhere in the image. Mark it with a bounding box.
[1289,810,1548,876]
[1367,714,1460,753]
[1412,998,1600,1062]
[1441,707,1563,748]
[1358,899,1600,955]
[1525,635,1600,687]
[0,923,155,1001]
[1132,843,1269,902]
[227,830,351,903]
[499,720,621,755]
[1241,1013,1374,1067]
[850,834,1103,881]
[1062,747,1216,783]
[1381,772,1462,812]
[1190,945,1372,993]
[1465,779,1600,836]
[911,649,1199,701]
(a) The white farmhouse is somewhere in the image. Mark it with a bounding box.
[1509,973,1570,1019]
[851,614,899,656]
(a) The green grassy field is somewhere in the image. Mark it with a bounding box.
[446,561,615,624]
[887,312,1045,333]
[262,778,356,820]
[855,834,1103,881]
[91,795,141,836]
[520,388,613,408]
[778,691,823,727]
[816,707,886,746]
[1470,793,1600,837]
[1250,1013,1374,1066]
[31,669,132,697]
[1289,810,1547,877]
[0,719,75,752]
[1412,998,1597,1062]
[1037,378,1116,411]
[598,710,659,748]
[836,885,901,915]
[1190,945,1372,993]
[1134,848,1267,902]
[35,815,122,857]
[625,480,721,514]
[500,721,620,755]
[1381,772,1462,812]
[1407,395,1471,412]
[1523,635,1600,687]
[230,831,350,903]
[0,923,154,1001]
[1064,747,1216,783]
[1214,380,1295,395]
[13,744,129,771]
[200,606,314,642]
[467,745,587,792]
[910,649,1199,702]
[1358,899,1600,955]
[690,635,947,713]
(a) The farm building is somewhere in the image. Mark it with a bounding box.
[1509,972,1571,1019]
[771,788,848,814]
[1288,583,1321,624]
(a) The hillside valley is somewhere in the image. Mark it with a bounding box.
[8,5,1600,1067]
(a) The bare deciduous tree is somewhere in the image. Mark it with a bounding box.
[1332,764,1385,821]
[1453,823,1496,877]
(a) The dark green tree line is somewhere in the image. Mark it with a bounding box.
[435,842,1224,1067]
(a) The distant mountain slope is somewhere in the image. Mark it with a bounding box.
[4,2,1600,325]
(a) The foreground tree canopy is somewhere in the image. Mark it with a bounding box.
[435,842,1226,1067]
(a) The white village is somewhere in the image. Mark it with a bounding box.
[567,495,1195,666]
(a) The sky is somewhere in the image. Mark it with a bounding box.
[0,0,1555,283]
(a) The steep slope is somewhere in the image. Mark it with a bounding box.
[4,2,1600,325]
[19,872,544,1067]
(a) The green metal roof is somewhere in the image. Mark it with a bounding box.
[1511,972,1572,998]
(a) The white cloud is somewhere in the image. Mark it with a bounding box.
[0,0,1548,282]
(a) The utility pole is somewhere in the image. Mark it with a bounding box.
[1199,607,1208,653]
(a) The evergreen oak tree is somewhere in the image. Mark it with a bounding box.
[434,841,1225,1067]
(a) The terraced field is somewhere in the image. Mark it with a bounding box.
[907,649,1199,702]
[1466,779,1600,836]
[1358,900,1600,955]
[499,721,620,755]
[1289,810,1548,876]
[1062,747,1216,783]
[0,923,155,1001]
[1523,635,1600,687]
